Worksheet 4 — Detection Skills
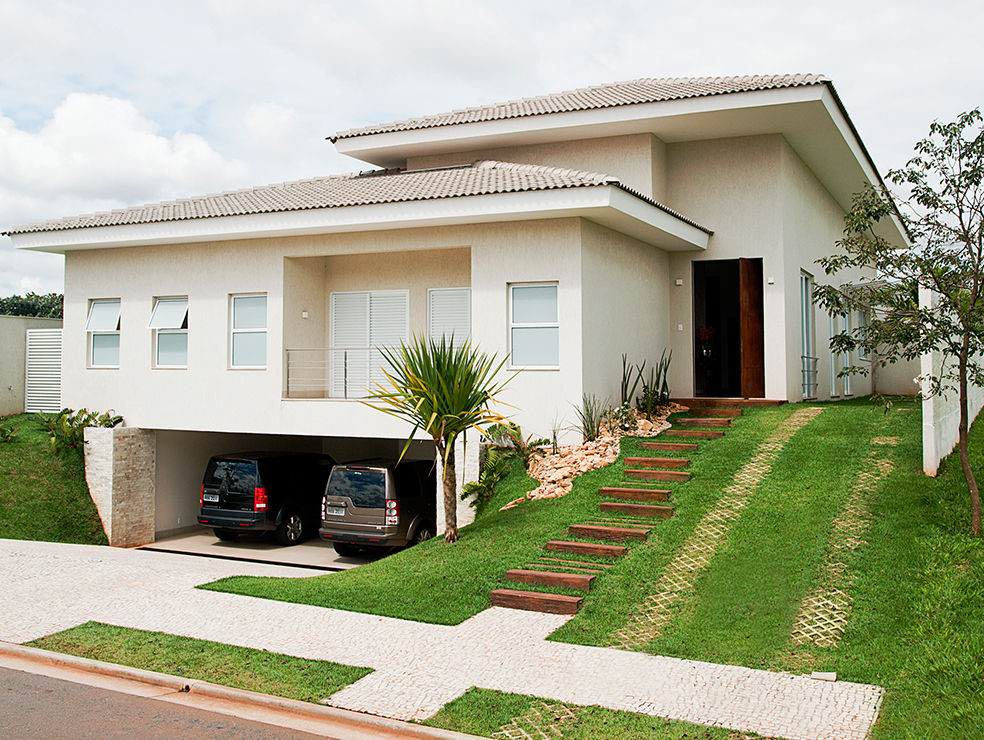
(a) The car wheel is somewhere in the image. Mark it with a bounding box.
[332,542,359,557]
[274,511,304,546]
[214,529,239,542]
[410,524,434,547]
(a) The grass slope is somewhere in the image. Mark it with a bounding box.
[0,413,106,544]
[29,622,372,702]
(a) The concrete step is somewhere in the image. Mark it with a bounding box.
[505,568,595,591]
[676,417,733,427]
[599,486,671,502]
[624,456,690,469]
[600,501,675,518]
[539,556,614,569]
[626,468,691,482]
[491,588,583,614]
[545,540,628,558]
[641,441,699,452]
[665,429,724,439]
[569,523,649,542]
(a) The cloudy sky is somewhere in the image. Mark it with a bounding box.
[1,0,981,296]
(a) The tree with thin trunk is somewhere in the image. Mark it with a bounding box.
[364,335,513,543]
[816,108,984,536]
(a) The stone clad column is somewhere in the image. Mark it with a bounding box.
[83,427,157,547]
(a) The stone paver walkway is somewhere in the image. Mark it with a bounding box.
[0,538,883,740]
[790,437,897,648]
[610,407,825,650]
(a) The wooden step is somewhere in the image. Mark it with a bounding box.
[600,501,675,518]
[599,486,671,502]
[676,417,732,427]
[506,568,595,591]
[526,562,605,574]
[641,441,698,452]
[569,524,649,542]
[585,520,653,529]
[545,540,628,558]
[672,397,785,408]
[539,556,614,569]
[626,468,691,482]
[683,407,743,417]
[665,429,724,439]
[625,456,690,469]
[491,588,583,614]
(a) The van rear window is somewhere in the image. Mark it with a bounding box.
[205,460,258,492]
[328,469,386,508]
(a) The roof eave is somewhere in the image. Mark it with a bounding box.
[8,186,709,254]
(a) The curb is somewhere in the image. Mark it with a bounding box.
[0,641,480,739]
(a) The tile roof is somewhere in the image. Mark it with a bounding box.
[331,74,829,140]
[4,160,710,236]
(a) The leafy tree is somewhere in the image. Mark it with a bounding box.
[0,292,63,318]
[365,335,513,542]
[816,108,984,535]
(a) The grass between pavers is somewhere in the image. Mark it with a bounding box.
[423,688,759,739]
[200,408,783,625]
[0,413,107,545]
[27,621,372,702]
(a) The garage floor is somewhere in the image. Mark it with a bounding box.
[143,528,374,571]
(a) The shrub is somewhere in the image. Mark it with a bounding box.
[638,349,672,418]
[573,394,606,442]
[46,408,124,454]
[607,401,636,432]
[481,422,548,465]
[461,448,509,508]
[0,421,18,443]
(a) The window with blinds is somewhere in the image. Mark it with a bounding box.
[330,290,408,398]
[428,288,471,347]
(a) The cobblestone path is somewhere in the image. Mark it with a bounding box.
[1,532,882,740]
[610,406,825,650]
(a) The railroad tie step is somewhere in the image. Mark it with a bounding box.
[675,417,732,427]
[545,540,628,558]
[626,468,691,482]
[490,588,583,614]
[539,556,614,569]
[569,523,649,542]
[584,520,654,529]
[625,456,690,469]
[505,568,595,591]
[599,486,671,502]
[684,407,743,417]
[641,441,699,452]
[525,562,605,574]
[665,429,724,439]
[600,501,675,518]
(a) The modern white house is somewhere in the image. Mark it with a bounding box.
[4,74,910,546]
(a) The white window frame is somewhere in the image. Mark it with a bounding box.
[800,271,816,399]
[842,311,852,396]
[229,293,267,369]
[508,282,560,370]
[428,287,471,347]
[86,298,121,369]
[858,310,870,361]
[829,312,839,398]
[149,296,189,369]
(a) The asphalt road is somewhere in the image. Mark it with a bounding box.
[0,666,326,739]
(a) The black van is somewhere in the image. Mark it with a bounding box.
[319,460,436,555]
[198,451,335,545]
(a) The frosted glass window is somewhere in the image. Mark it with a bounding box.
[149,297,188,329]
[157,332,187,367]
[509,283,559,367]
[86,300,120,331]
[91,333,120,366]
[232,331,266,367]
[232,295,266,329]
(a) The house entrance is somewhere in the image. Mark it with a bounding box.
[693,258,764,398]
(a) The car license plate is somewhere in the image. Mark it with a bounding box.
[325,506,345,517]
[203,493,219,503]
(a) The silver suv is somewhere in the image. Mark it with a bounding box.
[319,460,436,556]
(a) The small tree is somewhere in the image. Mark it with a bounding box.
[816,108,984,535]
[364,336,513,543]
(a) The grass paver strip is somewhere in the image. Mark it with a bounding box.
[491,700,582,739]
[789,438,898,648]
[609,406,825,650]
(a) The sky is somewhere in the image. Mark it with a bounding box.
[1,0,982,297]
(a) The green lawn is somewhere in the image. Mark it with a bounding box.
[28,622,371,701]
[0,413,106,544]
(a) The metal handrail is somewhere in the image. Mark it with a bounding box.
[285,347,390,399]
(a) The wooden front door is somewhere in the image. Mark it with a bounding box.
[738,258,765,398]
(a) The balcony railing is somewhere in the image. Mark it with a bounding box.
[801,355,818,399]
[285,347,395,399]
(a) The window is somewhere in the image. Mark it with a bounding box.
[149,297,188,367]
[329,290,409,397]
[800,272,816,398]
[86,299,121,367]
[428,288,471,347]
[858,310,870,361]
[509,283,559,368]
[842,311,852,396]
[829,312,839,397]
[230,294,267,368]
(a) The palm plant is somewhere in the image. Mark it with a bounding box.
[364,335,513,543]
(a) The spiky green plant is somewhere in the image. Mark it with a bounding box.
[364,335,513,543]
